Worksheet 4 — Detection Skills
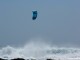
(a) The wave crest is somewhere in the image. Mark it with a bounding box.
[0,41,80,59]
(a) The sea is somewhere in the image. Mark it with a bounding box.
[0,40,80,60]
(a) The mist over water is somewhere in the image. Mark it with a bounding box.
[0,38,80,60]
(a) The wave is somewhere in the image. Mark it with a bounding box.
[0,40,80,59]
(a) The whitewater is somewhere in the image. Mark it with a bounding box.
[0,39,80,60]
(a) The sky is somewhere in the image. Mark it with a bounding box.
[0,0,80,47]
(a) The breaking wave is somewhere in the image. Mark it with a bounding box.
[0,39,80,60]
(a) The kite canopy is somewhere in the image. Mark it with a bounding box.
[32,11,37,20]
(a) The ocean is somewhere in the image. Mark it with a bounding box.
[0,40,80,60]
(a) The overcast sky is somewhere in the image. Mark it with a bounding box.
[0,0,80,47]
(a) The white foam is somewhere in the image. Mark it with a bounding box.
[0,39,80,60]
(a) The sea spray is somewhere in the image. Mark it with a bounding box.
[0,39,80,59]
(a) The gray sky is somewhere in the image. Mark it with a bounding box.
[0,0,80,47]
